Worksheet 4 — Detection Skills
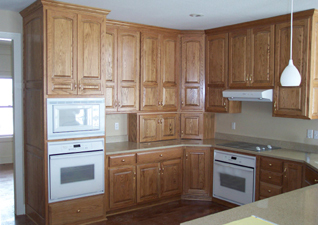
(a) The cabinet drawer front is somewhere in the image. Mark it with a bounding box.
[259,182,282,198]
[49,195,104,225]
[137,148,182,164]
[260,170,283,186]
[305,166,318,185]
[109,154,136,167]
[260,157,283,172]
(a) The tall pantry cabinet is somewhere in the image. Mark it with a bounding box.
[20,0,109,224]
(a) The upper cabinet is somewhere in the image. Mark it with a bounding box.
[273,13,318,119]
[205,32,241,113]
[106,25,140,112]
[228,25,275,88]
[47,8,107,95]
[181,33,205,111]
[140,32,179,111]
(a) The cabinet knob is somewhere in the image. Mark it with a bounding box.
[268,176,272,179]
[269,163,272,167]
[186,154,188,160]
[181,131,184,134]
[314,179,318,183]
[182,101,184,106]
[74,84,77,89]
[121,159,125,162]
[268,190,271,193]
[159,154,163,157]
[158,101,161,106]
[77,209,81,213]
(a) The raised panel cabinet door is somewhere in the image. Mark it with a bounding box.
[229,29,249,88]
[250,25,275,87]
[105,26,117,111]
[78,13,106,95]
[161,34,179,111]
[141,32,161,111]
[160,113,179,141]
[109,166,136,210]
[161,159,182,198]
[181,34,204,111]
[205,33,228,112]
[137,163,161,203]
[139,115,160,142]
[180,113,203,139]
[273,19,309,118]
[46,9,78,95]
[117,28,140,111]
[282,162,303,193]
[183,148,210,197]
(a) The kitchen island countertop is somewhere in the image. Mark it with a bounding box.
[106,139,318,170]
[181,183,318,225]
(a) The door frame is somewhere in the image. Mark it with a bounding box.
[0,31,24,215]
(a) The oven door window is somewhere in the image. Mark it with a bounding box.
[49,151,104,203]
[213,161,254,205]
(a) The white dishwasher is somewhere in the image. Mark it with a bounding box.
[213,150,256,205]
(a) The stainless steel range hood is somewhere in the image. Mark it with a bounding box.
[222,89,273,102]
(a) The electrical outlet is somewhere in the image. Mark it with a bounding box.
[307,129,313,139]
[314,130,318,140]
[115,122,119,130]
[231,122,236,130]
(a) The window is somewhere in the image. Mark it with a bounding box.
[0,78,13,136]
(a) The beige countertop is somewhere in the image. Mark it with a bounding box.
[106,139,318,170]
[181,183,318,225]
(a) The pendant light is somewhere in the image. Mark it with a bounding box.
[280,0,301,86]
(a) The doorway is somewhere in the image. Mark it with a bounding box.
[0,31,24,217]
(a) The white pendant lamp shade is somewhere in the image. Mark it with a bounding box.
[280,59,301,86]
[280,0,302,87]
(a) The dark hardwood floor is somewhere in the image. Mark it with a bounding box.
[0,164,229,225]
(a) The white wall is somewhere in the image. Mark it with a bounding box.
[0,10,23,33]
[0,137,14,164]
[216,101,318,145]
[106,114,128,143]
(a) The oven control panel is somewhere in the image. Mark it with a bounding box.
[214,149,256,167]
[48,138,104,155]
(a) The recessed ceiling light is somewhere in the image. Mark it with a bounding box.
[189,13,204,18]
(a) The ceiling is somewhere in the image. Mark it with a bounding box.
[1,0,318,30]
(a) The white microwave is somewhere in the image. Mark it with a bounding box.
[47,98,105,140]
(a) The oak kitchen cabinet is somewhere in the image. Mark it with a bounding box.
[183,147,211,200]
[259,156,303,199]
[303,165,318,186]
[180,113,215,140]
[105,25,140,112]
[20,1,109,224]
[273,11,318,119]
[140,32,179,111]
[128,113,179,143]
[47,8,107,95]
[205,32,241,113]
[180,33,205,111]
[137,148,183,203]
[228,25,275,88]
[108,153,137,210]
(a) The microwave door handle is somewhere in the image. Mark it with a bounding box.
[214,161,254,172]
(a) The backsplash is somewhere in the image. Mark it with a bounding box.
[106,114,128,143]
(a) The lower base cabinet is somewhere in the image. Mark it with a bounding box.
[183,147,211,200]
[49,195,105,225]
[303,165,318,186]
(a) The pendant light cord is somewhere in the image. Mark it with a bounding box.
[290,0,293,60]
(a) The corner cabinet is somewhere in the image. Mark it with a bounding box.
[105,25,140,112]
[180,33,205,111]
[273,11,318,119]
[205,32,241,113]
[47,8,107,95]
[140,32,179,112]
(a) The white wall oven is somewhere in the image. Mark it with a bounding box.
[47,98,105,140]
[48,138,104,203]
[213,150,256,205]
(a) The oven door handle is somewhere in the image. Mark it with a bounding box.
[214,160,254,172]
[50,150,104,160]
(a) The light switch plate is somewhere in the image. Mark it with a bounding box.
[115,122,119,130]
[307,129,313,139]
